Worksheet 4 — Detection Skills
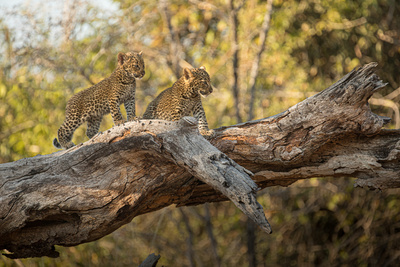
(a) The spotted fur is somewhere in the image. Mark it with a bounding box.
[53,51,145,149]
[143,66,215,138]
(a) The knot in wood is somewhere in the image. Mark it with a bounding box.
[179,116,198,127]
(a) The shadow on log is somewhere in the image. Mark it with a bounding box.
[1,63,399,259]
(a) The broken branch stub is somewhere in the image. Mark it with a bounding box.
[139,253,161,267]
[159,117,272,233]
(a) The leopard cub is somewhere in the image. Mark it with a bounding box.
[53,51,145,149]
[142,66,215,138]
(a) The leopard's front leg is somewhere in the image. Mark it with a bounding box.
[193,100,215,139]
[109,98,124,125]
[125,98,137,121]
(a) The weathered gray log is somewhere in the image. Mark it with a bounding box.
[1,63,399,259]
[0,117,270,259]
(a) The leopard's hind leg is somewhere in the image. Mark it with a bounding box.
[54,116,82,149]
[86,116,102,139]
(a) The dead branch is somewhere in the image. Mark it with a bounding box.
[1,63,399,259]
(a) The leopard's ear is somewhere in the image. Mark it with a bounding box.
[117,52,125,66]
[138,51,143,57]
[199,66,206,70]
[183,68,193,80]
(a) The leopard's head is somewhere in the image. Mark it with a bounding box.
[183,66,213,97]
[117,51,145,79]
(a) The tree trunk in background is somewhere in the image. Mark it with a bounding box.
[159,0,183,79]
[248,0,273,121]
[1,63,399,259]
[204,204,221,267]
[180,209,196,267]
[245,1,274,259]
[247,219,257,267]
[229,0,244,123]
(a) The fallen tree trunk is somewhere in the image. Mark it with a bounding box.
[1,63,399,259]
[0,117,271,259]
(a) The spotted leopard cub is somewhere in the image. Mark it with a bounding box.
[143,66,215,138]
[53,51,145,149]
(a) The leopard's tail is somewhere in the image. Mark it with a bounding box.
[53,138,62,149]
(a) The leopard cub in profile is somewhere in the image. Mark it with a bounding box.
[143,66,215,138]
[53,51,145,149]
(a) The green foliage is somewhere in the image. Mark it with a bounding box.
[1,0,399,162]
[1,0,400,265]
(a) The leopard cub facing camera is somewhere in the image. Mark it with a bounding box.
[53,51,145,149]
[143,66,215,138]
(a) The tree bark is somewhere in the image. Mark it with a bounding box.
[1,63,398,259]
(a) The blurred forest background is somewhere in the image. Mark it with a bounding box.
[1,0,400,266]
